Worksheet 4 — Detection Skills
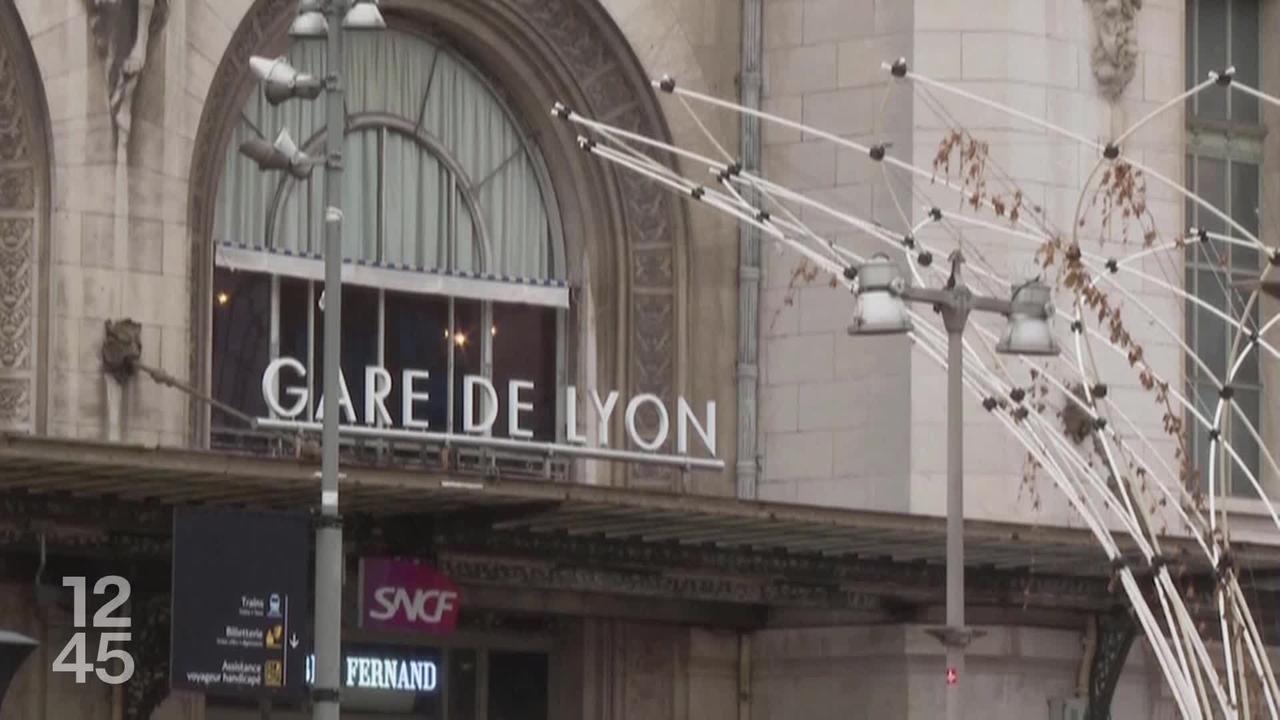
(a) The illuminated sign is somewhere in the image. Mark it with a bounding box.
[258,358,719,466]
[304,653,438,693]
[360,558,460,635]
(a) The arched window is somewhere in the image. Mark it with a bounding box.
[210,29,566,454]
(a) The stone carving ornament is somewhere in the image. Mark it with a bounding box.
[84,0,170,157]
[1085,0,1143,101]
[0,9,42,431]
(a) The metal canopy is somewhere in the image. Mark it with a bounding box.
[1,433,1276,577]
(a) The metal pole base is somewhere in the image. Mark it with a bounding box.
[925,626,984,649]
[927,626,984,720]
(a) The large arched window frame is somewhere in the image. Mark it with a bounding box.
[210,27,569,464]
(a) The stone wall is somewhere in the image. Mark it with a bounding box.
[753,0,1239,535]
[757,0,914,510]
[15,0,197,447]
[750,623,1178,719]
[602,0,744,495]
[557,618,739,720]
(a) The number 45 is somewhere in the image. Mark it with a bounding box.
[52,632,134,685]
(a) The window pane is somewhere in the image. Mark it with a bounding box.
[454,187,480,275]
[212,266,272,425]
[1193,156,1227,237]
[385,290,450,430]
[1193,268,1228,379]
[447,649,478,720]
[487,652,547,720]
[452,299,483,432]
[1195,0,1228,121]
[341,129,381,262]
[384,133,449,272]
[493,304,557,441]
[1230,161,1259,270]
[212,269,271,428]
[1231,0,1260,123]
[1235,346,1260,386]
[1229,389,1262,496]
[279,277,311,416]
[313,284,379,424]
[1188,381,1217,492]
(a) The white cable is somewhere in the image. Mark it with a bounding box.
[1115,77,1217,145]
[897,66,1103,152]
[580,122,1265,713]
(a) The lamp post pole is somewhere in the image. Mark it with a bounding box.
[941,299,971,720]
[315,1,346,718]
[241,4,383,717]
[852,250,1061,719]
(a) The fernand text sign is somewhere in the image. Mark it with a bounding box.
[257,358,722,469]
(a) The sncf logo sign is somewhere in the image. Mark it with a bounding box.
[360,558,460,635]
[369,587,458,625]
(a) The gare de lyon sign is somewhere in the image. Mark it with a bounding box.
[256,357,723,470]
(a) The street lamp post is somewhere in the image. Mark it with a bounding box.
[849,250,1060,720]
[240,2,385,718]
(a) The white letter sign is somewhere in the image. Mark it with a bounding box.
[365,366,392,427]
[507,380,534,439]
[262,357,308,418]
[463,376,497,433]
[625,394,669,451]
[402,370,431,430]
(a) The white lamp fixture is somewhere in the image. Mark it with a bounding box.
[343,0,386,30]
[289,0,329,39]
[995,279,1059,356]
[248,55,323,105]
[238,128,315,179]
[849,254,913,335]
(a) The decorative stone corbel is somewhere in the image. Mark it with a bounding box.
[101,318,141,383]
[1084,0,1143,101]
[101,318,140,442]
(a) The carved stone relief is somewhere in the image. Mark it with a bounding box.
[0,14,43,432]
[84,0,170,159]
[190,0,686,486]
[0,220,33,370]
[1085,0,1143,101]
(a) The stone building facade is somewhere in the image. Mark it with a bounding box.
[0,0,1275,718]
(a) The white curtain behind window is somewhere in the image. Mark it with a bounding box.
[213,29,558,281]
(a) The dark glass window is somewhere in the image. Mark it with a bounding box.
[1188,0,1260,124]
[210,273,564,455]
[447,649,478,720]
[487,652,547,720]
[451,300,483,432]
[493,304,558,441]
[385,291,450,429]
[211,268,271,427]
[312,285,379,424]
[1184,156,1263,495]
